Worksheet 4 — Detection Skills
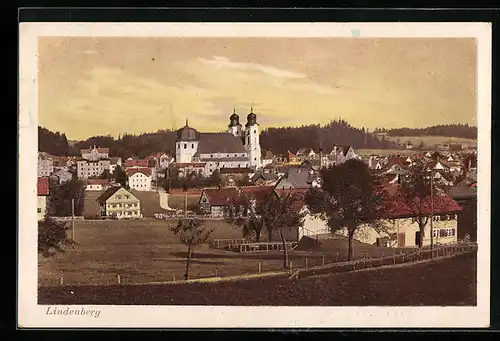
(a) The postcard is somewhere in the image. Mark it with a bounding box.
[19,22,491,328]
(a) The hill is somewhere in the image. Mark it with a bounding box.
[375,124,477,140]
[386,135,477,149]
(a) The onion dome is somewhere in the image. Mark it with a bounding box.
[229,108,241,127]
[246,107,257,127]
[176,119,199,141]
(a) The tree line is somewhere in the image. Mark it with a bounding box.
[374,124,477,139]
[259,119,399,156]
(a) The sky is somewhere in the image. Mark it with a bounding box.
[38,37,477,140]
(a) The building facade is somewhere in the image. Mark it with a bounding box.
[38,155,54,177]
[175,108,262,175]
[127,168,152,191]
[77,159,111,179]
[37,177,50,221]
[96,186,142,219]
[81,146,110,161]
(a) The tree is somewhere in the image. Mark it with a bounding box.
[113,165,128,187]
[98,169,112,180]
[170,217,215,280]
[224,192,271,243]
[38,216,73,257]
[271,192,306,268]
[399,162,440,248]
[47,177,86,217]
[208,170,223,187]
[305,159,384,261]
[418,140,425,150]
[236,174,252,187]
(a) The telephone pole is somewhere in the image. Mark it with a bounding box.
[71,198,75,242]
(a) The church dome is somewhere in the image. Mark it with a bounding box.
[246,109,257,127]
[230,113,239,121]
[176,120,199,141]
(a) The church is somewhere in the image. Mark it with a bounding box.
[174,108,262,177]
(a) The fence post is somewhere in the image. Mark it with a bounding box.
[305,257,308,269]
[215,269,218,277]
[393,249,396,265]
[322,254,325,266]
[258,262,262,274]
[289,261,293,274]
[336,253,339,263]
[172,274,176,282]
[60,271,64,286]
[117,274,121,284]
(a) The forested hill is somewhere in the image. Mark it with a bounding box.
[260,119,398,155]
[38,119,398,158]
[374,124,477,139]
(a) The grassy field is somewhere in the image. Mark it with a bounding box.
[38,220,405,286]
[386,135,477,149]
[38,252,476,306]
[82,191,201,217]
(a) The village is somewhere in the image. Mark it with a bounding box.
[37,109,478,254]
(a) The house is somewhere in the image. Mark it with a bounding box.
[219,167,253,186]
[38,154,54,177]
[273,188,326,242]
[126,168,152,191]
[109,157,122,174]
[51,169,73,185]
[81,145,110,161]
[250,172,280,186]
[326,145,358,166]
[405,141,414,149]
[274,169,320,190]
[124,158,149,169]
[261,150,275,167]
[175,162,207,178]
[448,184,477,242]
[77,158,111,179]
[276,151,300,165]
[86,179,112,191]
[198,187,240,218]
[351,184,463,248]
[96,186,142,219]
[37,177,50,221]
[368,156,384,170]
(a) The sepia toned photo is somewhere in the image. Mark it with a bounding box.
[18,22,491,328]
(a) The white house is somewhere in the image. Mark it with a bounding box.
[37,177,49,221]
[77,159,111,179]
[81,146,110,161]
[126,168,152,191]
[86,179,111,191]
[199,187,240,218]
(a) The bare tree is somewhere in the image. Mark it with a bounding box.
[170,217,215,280]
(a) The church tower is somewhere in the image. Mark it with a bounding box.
[175,119,199,163]
[244,107,262,169]
[227,108,243,137]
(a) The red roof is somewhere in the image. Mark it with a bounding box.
[126,168,152,176]
[273,188,309,214]
[124,159,149,168]
[202,187,240,206]
[37,177,49,196]
[240,185,275,201]
[219,167,252,174]
[381,184,462,218]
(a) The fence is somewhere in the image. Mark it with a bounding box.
[52,216,85,221]
[42,241,477,287]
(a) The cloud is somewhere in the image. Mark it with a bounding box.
[199,56,306,79]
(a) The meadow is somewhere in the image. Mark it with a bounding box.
[39,252,477,306]
[386,135,477,149]
[38,219,407,286]
[82,190,201,217]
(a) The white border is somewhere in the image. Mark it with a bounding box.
[18,22,491,329]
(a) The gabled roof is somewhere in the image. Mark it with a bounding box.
[87,179,111,185]
[195,133,247,154]
[277,171,311,189]
[381,184,463,219]
[273,188,309,214]
[201,187,240,206]
[81,147,109,154]
[126,168,152,177]
[96,186,134,203]
[262,150,275,160]
[239,185,275,201]
[250,172,279,182]
[37,177,49,196]
[124,159,149,168]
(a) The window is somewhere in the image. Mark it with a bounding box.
[192,144,194,149]
[37,208,42,213]
[253,130,256,134]
[432,229,438,237]
[184,144,187,149]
